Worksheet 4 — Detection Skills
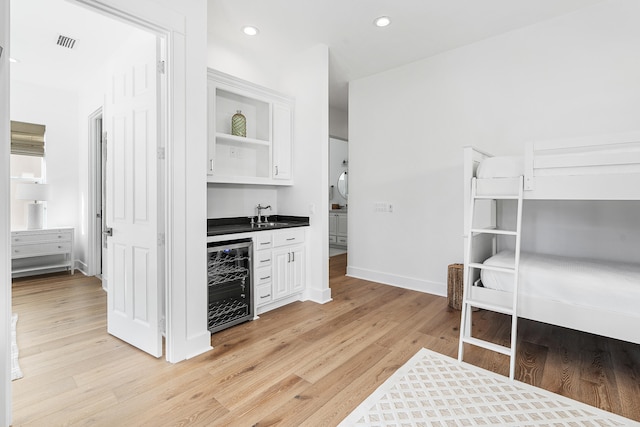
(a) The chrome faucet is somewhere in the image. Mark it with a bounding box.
[256,204,271,224]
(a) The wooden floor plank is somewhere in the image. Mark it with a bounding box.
[10,254,640,425]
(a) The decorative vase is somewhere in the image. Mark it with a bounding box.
[231,110,246,137]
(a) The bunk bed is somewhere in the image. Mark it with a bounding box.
[462,132,640,346]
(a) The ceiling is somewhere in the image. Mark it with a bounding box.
[10,0,603,111]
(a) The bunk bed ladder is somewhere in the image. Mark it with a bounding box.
[458,175,524,380]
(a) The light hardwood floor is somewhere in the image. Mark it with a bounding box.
[11,254,640,425]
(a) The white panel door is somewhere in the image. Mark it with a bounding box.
[104,32,162,358]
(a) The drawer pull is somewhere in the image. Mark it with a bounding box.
[14,249,19,253]
[260,259,271,263]
[260,294,271,299]
[260,242,270,246]
[286,237,295,241]
[58,235,63,239]
[260,276,271,280]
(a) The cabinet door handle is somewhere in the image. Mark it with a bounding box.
[209,159,214,172]
[291,252,295,262]
[287,253,291,263]
[275,165,279,176]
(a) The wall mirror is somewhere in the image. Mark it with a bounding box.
[337,171,348,199]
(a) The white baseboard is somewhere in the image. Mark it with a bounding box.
[346,266,446,297]
[304,286,332,304]
[74,260,88,276]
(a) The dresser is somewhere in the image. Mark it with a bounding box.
[11,228,75,277]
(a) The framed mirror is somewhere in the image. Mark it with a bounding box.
[337,171,348,199]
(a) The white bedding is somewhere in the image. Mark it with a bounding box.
[480,250,640,316]
[476,156,524,179]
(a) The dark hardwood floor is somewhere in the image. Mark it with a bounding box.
[10,254,640,425]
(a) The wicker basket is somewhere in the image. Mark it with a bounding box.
[447,263,464,310]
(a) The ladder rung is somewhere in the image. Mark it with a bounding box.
[474,195,520,200]
[462,336,512,356]
[471,227,517,236]
[463,299,513,315]
[468,263,516,274]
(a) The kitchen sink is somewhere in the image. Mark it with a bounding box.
[253,222,290,228]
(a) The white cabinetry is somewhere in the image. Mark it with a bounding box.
[253,228,305,313]
[329,212,347,247]
[11,228,74,277]
[207,69,294,185]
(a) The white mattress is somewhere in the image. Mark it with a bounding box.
[480,250,640,316]
[476,156,524,179]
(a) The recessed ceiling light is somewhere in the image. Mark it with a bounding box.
[242,26,259,36]
[374,16,391,27]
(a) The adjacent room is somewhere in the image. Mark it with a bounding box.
[2,0,639,425]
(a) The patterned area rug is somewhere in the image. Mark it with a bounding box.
[339,348,638,426]
[12,313,23,380]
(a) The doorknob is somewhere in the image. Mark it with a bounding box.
[103,227,113,237]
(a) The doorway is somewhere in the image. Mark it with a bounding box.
[9,0,166,399]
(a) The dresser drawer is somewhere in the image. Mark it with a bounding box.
[273,229,305,247]
[12,230,72,245]
[12,241,72,259]
[256,284,273,306]
[255,250,272,267]
[255,233,272,250]
[255,266,272,286]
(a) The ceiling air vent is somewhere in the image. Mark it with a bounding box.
[56,35,77,49]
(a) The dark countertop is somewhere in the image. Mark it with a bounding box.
[207,215,310,236]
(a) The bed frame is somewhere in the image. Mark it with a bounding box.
[463,133,640,345]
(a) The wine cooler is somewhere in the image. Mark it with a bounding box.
[206,238,253,333]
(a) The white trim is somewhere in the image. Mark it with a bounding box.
[87,107,102,278]
[303,287,332,304]
[1,0,12,423]
[346,266,446,297]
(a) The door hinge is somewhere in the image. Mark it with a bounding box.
[158,233,165,247]
[157,60,166,74]
[157,147,165,160]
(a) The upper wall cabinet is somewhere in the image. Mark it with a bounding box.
[207,69,294,185]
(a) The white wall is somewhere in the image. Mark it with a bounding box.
[329,106,348,140]
[10,80,80,249]
[348,0,640,295]
[277,44,331,303]
[207,184,278,218]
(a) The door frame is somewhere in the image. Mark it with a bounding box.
[3,0,197,421]
[87,107,103,279]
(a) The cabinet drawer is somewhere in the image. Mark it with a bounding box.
[12,242,72,259]
[255,233,272,250]
[255,250,272,267]
[273,229,305,247]
[256,284,273,306]
[328,235,337,244]
[12,230,72,245]
[337,236,348,245]
[255,266,272,286]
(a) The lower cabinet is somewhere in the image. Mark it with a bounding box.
[254,228,306,312]
[272,245,305,300]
